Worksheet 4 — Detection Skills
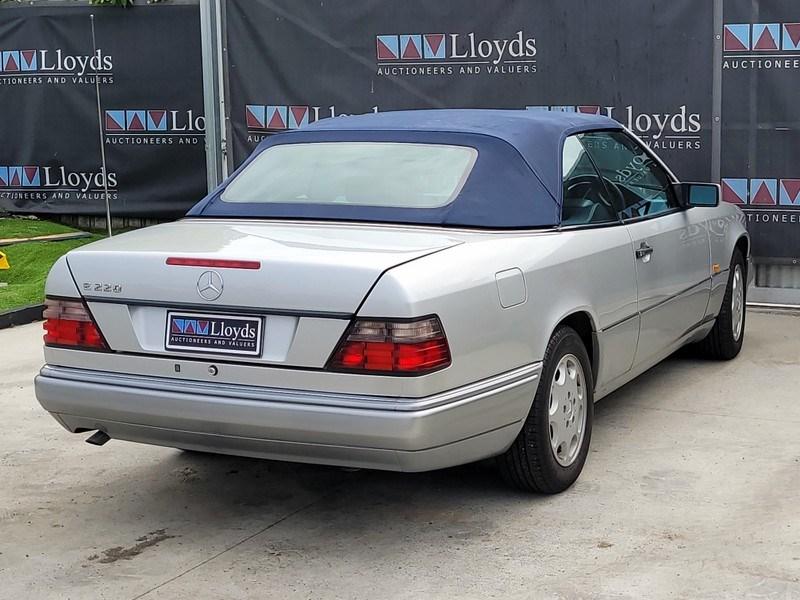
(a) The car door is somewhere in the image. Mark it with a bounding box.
[580,130,711,367]
[560,134,639,386]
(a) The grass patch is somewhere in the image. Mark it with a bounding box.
[0,217,78,240]
[0,235,104,312]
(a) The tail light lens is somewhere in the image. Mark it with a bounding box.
[328,316,451,375]
[43,298,108,351]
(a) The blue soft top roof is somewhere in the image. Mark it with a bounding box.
[302,109,622,200]
[190,109,623,228]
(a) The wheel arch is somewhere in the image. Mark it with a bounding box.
[552,310,598,387]
[734,235,749,268]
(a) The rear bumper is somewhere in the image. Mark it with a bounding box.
[34,363,541,472]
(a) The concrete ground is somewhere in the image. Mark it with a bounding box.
[1,311,799,600]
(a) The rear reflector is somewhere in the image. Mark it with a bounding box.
[43,298,108,350]
[328,316,451,375]
[166,257,261,270]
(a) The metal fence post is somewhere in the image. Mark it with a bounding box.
[711,0,723,183]
[200,0,225,191]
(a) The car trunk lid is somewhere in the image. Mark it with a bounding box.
[66,219,463,314]
[63,219,463,367]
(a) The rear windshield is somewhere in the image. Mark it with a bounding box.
[220,142,477,209]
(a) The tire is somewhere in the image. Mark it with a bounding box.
[699,249,746,360]
[497,326,594,494]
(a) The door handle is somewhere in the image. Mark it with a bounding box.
[635,242,654,261]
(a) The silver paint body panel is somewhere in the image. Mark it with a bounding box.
[36,363,541,471]
[36,201,748,471]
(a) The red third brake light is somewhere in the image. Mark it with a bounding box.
[166,257,261,270]
[328,316,451,375]
[43,298,108,350]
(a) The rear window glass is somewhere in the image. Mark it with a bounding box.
[220,142,477,209]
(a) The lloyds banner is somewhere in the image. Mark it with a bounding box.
[720,0,800,261]
[0,2,206,217]
[3,1,798,265]
[225,0,799,264]
[226,0,713,180]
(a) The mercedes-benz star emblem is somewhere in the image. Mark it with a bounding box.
[197,270,224,301]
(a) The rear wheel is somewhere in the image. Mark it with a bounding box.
[497,326,594,493]
[699,249,746,360]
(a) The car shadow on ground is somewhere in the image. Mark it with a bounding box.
[26,349,728,583]
[75,352,699,530]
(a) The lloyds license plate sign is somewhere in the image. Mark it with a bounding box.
[166,312,263,356]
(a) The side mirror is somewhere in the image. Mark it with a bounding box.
[673,182,720,208]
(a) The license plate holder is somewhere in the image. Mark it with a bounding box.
[165,311,263,357]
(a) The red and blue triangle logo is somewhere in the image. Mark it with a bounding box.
[753,24,779,51]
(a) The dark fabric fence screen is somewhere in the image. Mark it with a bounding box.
[2,1,798,265]
[720,0,800,264]
[225,0,798,265]
[0,2,206,218]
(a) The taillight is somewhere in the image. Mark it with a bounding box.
[43,298,108,350]
[328,316,451,375]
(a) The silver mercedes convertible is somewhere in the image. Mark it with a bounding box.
[35,110,750,493]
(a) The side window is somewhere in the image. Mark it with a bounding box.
[579,131,678,220]
[560,135,619,226]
